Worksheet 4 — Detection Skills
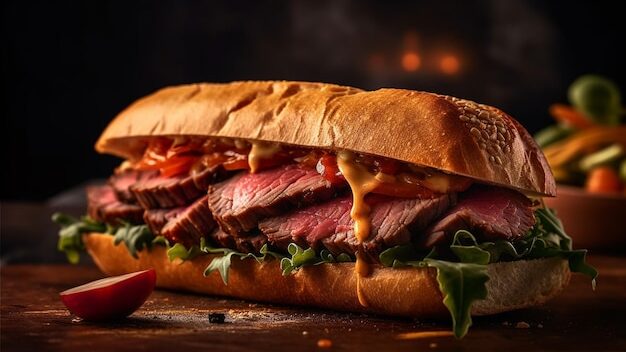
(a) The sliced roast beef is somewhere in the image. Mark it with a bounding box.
[259,193,455,258]
[159,196,216,247]
[109,169,158,203]
[422,186,535,248]
[131,165,230,209]
[203,230,267,253]
[143,207,185,235]
[208,164,346,236]
[234,234,268,253]
[87,185,144,225]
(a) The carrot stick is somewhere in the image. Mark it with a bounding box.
[543,126,626,168]
[549,104,596,129]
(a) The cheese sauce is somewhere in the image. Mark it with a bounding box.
[336,151,381,242]
[355,252,371,307]
[248,142,280,173]
[337,151,387,308]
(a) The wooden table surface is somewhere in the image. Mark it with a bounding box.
[1,255,625,351]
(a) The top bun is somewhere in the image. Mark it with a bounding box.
[96,81,555,196]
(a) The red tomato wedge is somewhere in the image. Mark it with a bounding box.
[316,154,346,185]
[60,269,156,321]
[159,156,199,177]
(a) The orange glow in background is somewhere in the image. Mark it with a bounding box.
[439,54,460,75]
[401,52,421,72]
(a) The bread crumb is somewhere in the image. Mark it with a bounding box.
[324,328,329,333]
[537,324,544,328]
[317,339,333,348]
[429,342,438,348]
[502,321,510,326]
[515,322,530,329]
[302,331,309,336]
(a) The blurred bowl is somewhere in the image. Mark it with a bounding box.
[544,185,626,251]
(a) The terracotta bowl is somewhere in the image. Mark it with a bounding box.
[544,185,626,251]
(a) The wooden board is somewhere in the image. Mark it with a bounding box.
[1,255,625,351]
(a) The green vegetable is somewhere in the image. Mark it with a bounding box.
[378,241,488,338]
[378,207,597,338]
[52,213,106,264]
[280,243,353,275]
[204,251,240,284]
[52,213,158,262]
[425,259,489,338]
[113,223,153,258]
[579,144,624,172]
[534,125,574,148]
[280,244,318,275]
[167,242,202,261]
[450,231,491,265]
[568,75,622,125]
[200,240,284,284]
[55,207,597,339]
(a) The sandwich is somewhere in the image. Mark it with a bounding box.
[53,81,597,337]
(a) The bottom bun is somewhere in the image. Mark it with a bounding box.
[84,233,571,317]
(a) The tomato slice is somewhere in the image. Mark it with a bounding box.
[373,158,400,175]
[159,156,199,177]
[60,269,156,321]
[222,154,250,170]
[317,154,346,185]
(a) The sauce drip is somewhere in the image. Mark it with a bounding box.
[248,142,280,173]
[355,253,371,307]
[337,151,386,308]
[336,151,381,242]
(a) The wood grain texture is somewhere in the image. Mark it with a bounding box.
[1,255,623,351]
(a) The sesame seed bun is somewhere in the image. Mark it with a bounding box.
[95,81,555,196]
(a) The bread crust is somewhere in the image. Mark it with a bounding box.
[83,233,570,317]
[95,81,555,196]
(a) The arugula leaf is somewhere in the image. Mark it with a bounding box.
[53,213,160,262]
[152,236,170,247]
[534,207,572,250]
[379,244,420,267]
[167,243,202,261]
[52,213,106,264]
[279,243,353,275]
[242,243,285,263]
[204,251,239,284]
[113,223,154,258]
[280,243,319,275]
[425,259,489,339]
[450,231,491,265]
[201,241,286,284]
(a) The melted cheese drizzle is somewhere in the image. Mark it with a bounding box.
[336,151,381,242]
[355,252,371,307]
[337,151,385,308]
[248,142,280,173]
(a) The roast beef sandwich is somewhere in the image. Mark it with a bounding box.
[53,81,597,337]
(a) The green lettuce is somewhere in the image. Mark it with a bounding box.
[425,259,489,338]
[378,206,598,338]
[113,223,153,258]
[52,213,107,264]
[280,243,352,275]
[54,207,597,339]
[52,213,161,263]
[164,238,284,284]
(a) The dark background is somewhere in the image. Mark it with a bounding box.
[2,0,625,201]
